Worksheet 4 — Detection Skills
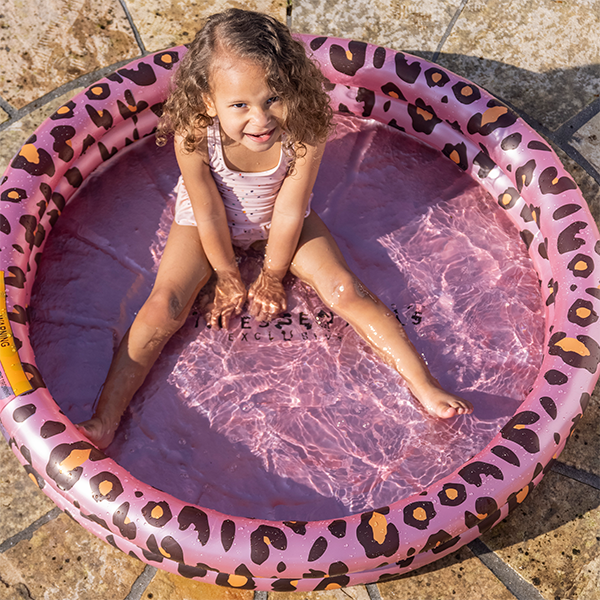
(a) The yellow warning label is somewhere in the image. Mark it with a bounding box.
[0,272,32,397]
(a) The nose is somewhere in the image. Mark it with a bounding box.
[250,106,270,127]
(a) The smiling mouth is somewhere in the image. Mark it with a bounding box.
[246,128,276,143]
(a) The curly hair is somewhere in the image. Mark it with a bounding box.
[156,9,333,158]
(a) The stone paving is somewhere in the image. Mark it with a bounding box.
[1,1,599,599]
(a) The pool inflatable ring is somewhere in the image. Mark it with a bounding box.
[1,37,599,591]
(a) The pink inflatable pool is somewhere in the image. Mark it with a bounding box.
[0,37,598,591]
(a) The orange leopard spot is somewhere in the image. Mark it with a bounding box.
[228,574,249,587]
[516,487,529,503]
[325,583,342,590]
[552,177,559,185]
[263,536,271,545]
[151,505,164,520]
[28,473,40,487]
[450,150,461,164]
[432,73,442,83]
[481,106,508,127]
[57,106,71,114]
[462,86,474,96]
[98,480,113,496]
[576,307,592,319]
[445,487,459,500]
[412,507,428,521]
[554,337,590,356]
[19,144,40,165]
[91,86,104,96]
[159,546,171,558]
[574,260,589,271]
[59,448,91,472]
[346,50,353,61]
[501,193,512,205]
[369,512,388,544]
[417,107,433,121]
[8,191,20,200]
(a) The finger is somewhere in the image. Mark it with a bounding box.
[221,311,230,330]
[248,297,262,319]
[209,308,222,330]
[233,297,245,316]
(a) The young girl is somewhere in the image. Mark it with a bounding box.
[78,8,472,449]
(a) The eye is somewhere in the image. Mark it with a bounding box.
[266,96,280,106]
[231,102,247,109]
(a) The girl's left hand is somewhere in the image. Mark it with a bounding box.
[248,270,287,322]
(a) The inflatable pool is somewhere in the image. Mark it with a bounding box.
[1,37,599,591]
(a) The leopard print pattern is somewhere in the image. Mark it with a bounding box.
[0,38,597,591]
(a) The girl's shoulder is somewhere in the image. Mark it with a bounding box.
[174,128,210,165]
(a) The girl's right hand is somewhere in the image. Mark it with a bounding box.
[206,273,247,329]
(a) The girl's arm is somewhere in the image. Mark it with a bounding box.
[248,141,325,322]
[175,134,246,329]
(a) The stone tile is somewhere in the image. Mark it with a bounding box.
[0,88,83,177]
[292,0,463,56]
[0,513,145,600]
[127,0,288,53]
[481,471,600,600]
[437,0,600,132]
[0,0,139,109]
[0,439,56,544]
[571,111,600,175]
[374,545,515,600]
[143,569,254,600]
[557,386,600,478]
[271,584,370,599]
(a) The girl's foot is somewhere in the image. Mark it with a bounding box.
[76,417,117,450]
[416,385,473,419]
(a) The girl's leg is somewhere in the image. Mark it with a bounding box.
[290,212,472,418]
[77,223,212,448]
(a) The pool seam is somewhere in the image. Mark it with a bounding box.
[468,538,546,600]
[551,460,600,490]
[123,565,158,600]
[0,506,62,554]
[432,0,470,63]
[119,0,148,56]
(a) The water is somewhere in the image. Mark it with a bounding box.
[30,114,544,521]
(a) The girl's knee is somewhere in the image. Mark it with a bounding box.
[322,272,371,314]
[138,288,191,335]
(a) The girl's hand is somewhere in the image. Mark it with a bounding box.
[248,270,287,323]
[206,274,247,329]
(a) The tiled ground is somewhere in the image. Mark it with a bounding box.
[1,1,599,599]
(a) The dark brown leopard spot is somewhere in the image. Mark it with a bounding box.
[250,525,287,565]
[568,299,598,327]
[178,505,210,546]
[329,41,367,76]
[117,62,157,86]
[395,52,421,84]
[539,167,577,195]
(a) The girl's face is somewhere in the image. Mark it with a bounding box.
[206,56,284,153]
